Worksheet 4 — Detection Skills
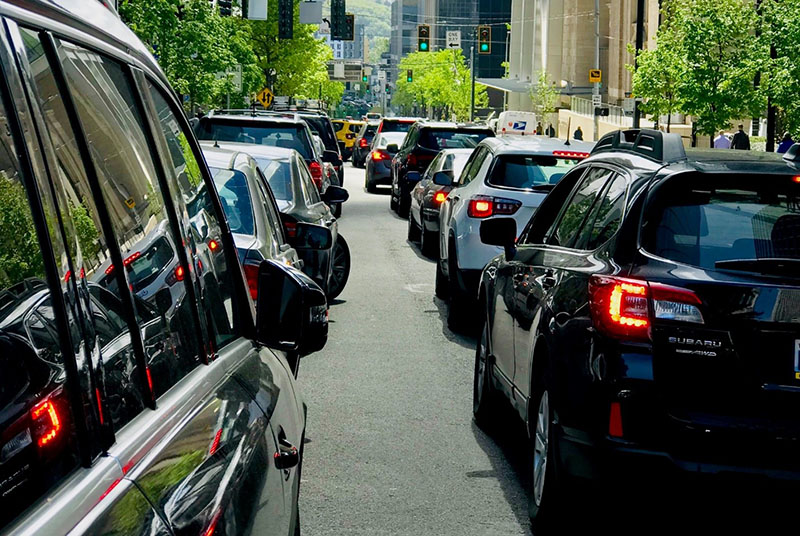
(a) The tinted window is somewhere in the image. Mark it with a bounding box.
[488,155,580,189]
[643,173,800,270]
[458,147,490,186]
[380,120,414,133]
[419,129,492,150]
[548,167,613,248]
[196,119,311,159]
[332,122,344,132]
[575,174,627,250]
[257,158,293,203]
[376,132,406,148]
[210,167,255,235]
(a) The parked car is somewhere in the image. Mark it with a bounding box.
[210,142,352,301]
[332,118,364,161]
[475,128,800,531]
[391,121,494,217]
[407,148,473,257]
[352,121,380,168]
[0,4,327,535]
[365,131,407,193]
[438,136,594,329]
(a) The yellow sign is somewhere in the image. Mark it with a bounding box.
[124,197,136,209]
[589,69,602,83]
[257,87,274,108]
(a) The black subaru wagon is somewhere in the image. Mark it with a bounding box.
[0,1,327,534]
[477,129,800,530]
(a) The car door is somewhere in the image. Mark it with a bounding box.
[439,147,489,258]
[511,167,618,405]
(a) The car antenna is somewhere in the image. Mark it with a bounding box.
[565,117,571,146]
[214,139,220,148]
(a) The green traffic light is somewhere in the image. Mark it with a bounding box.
[363,76,368,82]
[480,43,489,52]
[420,42,428,51]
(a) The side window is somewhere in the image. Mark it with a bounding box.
[459,148,489,186]
[143,82,237,351]
[402,126,418,149]
[297,158,321,204]
[256,167,288,246]
[546,167,613,248]
[425,152,443,180]
[575,174,628,250]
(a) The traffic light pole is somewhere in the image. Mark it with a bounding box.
[632,0,645,128]
[593,0,600,141]
[470,45,475,122]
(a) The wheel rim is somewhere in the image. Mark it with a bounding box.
[330,242,348,291]
[532,391,550,507]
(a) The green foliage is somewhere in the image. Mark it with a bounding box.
[369,37,390,64]
[69,201,101,262]
[529,69,559,118]
[762,0,800,138]
[394,50,487,121]
[0,175,44,287]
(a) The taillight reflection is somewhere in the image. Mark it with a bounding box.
[243,263,260,301]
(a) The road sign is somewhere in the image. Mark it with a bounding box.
[274,96,290,107]
[589,69,602,83]
[592,94,602,107]
[446,30,461,49]
[622,97,635,113]
[257,87,274,108]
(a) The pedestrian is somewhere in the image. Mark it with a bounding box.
[574,126,583,140]
[777,132,795,154]
[713,130,730,149]
[730,124,750,150]
[547,123,555,137]
[536,122,543,135]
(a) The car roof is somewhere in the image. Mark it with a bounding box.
[203,141,296,162]
[199,144,239,169]
[203,113,306,126]
[482,136,596,155]
[416,121,493,130]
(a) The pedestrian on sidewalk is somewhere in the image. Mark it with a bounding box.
[713,130,730,149]
[536,122,543,135]
[777,132,795,154]
[730,124,750,150]
[547,123,555,137]
[574,126,583,140]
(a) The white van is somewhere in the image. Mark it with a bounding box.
[496,111,539,135]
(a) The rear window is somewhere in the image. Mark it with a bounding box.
[210,167,255,235]
[333,122,344,132]
[257,158,294,202]
[643,174,800,272]
[376,132,406,148]
[125,237,174,292]
[419,129,491,150]
[196,119,311,159]
[381,120,415,133]
[488,155,580,189]
[301,116,337,151]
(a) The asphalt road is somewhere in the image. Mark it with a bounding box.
[298,163,534,536]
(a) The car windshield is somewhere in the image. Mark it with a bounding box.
[419,129,491,150]
[257,158,293,202]
[196,119,311,160]
[642,173,800,273]
[210,167,255,236]
[487,155,580,189]
[376,132,406,148]
[381,120,414,133]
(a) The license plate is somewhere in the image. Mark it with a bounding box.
[795,340,800,380]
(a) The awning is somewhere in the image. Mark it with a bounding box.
[476,78,532,93]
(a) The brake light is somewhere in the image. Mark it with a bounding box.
[372,150,388,161]
[467,196,522,218]
[309,161,323,190]
[174,265,184,282]
[434,191,448,203]
[359,138,368,148]
[209,428,223,455]
[146,367,154,393]
[792,175,800,183]
[208,239,219,252]
[96,387,104,425]
[407,154,417,166]
[105,264,115,275]
[123,251,141,266]
[589,276,704,341]
[243,263,259,301]
[609,402,624,437]
[553,150,591,159]
[31,400,61,447]
[284,221,298,239]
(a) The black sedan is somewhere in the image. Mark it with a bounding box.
[407,148,473,257]
[365,131,406,193]
[476,129,800,531]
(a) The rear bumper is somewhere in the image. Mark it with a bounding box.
[368,163,392,185]
[421,206,440,232]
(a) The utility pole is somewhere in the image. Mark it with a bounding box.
[633,0,645,128]
[593,0,600,140]
[470,45,476,122]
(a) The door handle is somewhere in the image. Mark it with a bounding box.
[274,437,299,470]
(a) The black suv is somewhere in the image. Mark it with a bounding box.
[295,109,344,184]
[477,129,800,529]
[390,121,494,216]
[0,4,325,534]
[352,121,380,168]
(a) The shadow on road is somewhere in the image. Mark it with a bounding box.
[431,295,477,350]
[406,239,436,264]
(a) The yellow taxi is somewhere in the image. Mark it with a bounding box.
[332,119,365,160]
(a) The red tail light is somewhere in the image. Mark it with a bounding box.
[589,276,704,341]
[31,399,61,447]
[553,150,591,159]
[146,367,154,393]
[434,190,448,203]
[308,161,323,190]
[371,150,388,161]
[467,196,522,218]
[284,221,298,239]
[407,153,417,167]
[175,265,185,282]
[208,239,219,252]
[209,428,223,455]
[609,402,624,438]
[123,251,141,266]
[96,387,104,425]
[243,263,259,301]
[358,138,368,148]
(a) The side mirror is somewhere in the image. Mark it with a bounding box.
[406,171,421,183]
[433,170,453,186]
[322,150,339,163]
[255,260,328,357]
[321,185,349,204]
[292,222,333,250]
[386,144,399,153]
[480,218,518,259]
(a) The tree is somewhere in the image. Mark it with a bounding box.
[0,174,44,287]
[762,0,800,139]
[529,69,560,123]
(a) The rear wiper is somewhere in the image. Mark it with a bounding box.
[715,258,800,276]
[528,184,555,192]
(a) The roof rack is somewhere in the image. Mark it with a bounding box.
[591,129,686,164]
[209,109,302,121]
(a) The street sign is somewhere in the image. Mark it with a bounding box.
[299,0,322,24]
[589,69,602,83]
[273,96,290,107]
[622,97,635,113]
[327,61,363,82]
[446,30,461,49]
[377,70,386,81]
[592,94,602,107]
[256,87,274,108]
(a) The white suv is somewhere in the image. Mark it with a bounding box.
[437,136,595,328]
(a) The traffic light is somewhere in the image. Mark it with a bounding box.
[331,0,346,40]
[407,69,413,83]
[278,0,293,40]
[218,0,232,16]
[478,25,491,54]
[362,70,368,83]
[418,24,430,52]
[344,13,355,41]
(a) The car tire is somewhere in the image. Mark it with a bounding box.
[435,259,449,300]
[365,177,377,193]
[473,317,500,429]
[327,234,351,301]
[390,194,398,212]
[420,227,437,258]
[528,386,568,534]
[407,210,421,242]
[447,245,472,331]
